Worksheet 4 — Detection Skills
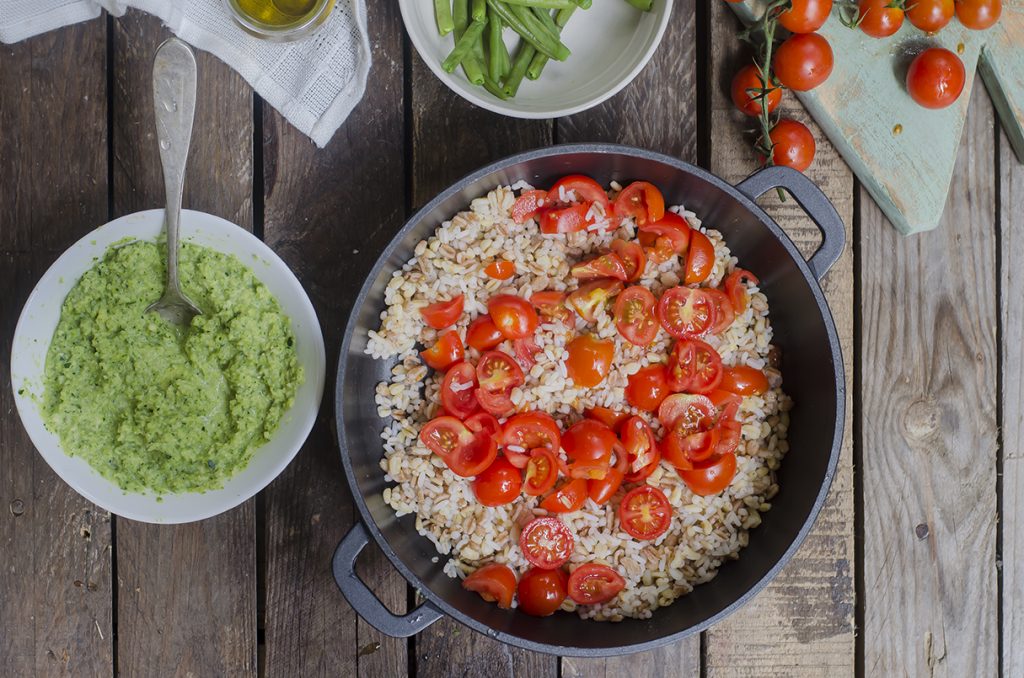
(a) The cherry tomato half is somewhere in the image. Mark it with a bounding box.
[562,419,618,479]
[420,416,497,477]
[955,0,1000,30]
[613,181,665,226]
[472,457,523,506]
[768,119,816,172]
[567,563,626,605]
[720,365,770,396]
[488,294,539,340]
[585,406,630,431]
[704,288,736,335]
[684,230,716,285]
[658,393,716,432]
[465,412,502,440]
[477,350,525,393]
[858,0,905,37]
[620,416,660,481]
[588,467,625,505]
[540,477,589,513]
[678,452,738,496]
[524,448,559,496]
[485,260,516,280]
[462,563,517,608]
[420,294,464,329]
[724,268,759,314]
[666,339,724,394]
[662,421,719,467]
[906,0,954,31]
[503,411,561,453]
[565,334,615,388]
[613,286,659,346]
[571,253,629,281]
[777,0,833,33]
[639,211,691,264]
[773,33,834,91]
[567,279,624,322]
[731,63,783,117]
[625,365,670,411]
[610,239,646,282]
[658,287,716,339]
[618,485,672,541]
[467,314,505,351]
[517,567,568,617]
[520,516,574,569]
[530,290,575,325]
[906,47,965,110]
[440,361,480,419]
[511,189,549,224]
[550,174,610,209]
[420,330,464,371]
[513,336,541,368]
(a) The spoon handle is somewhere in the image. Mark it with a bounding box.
[152,38,197,295]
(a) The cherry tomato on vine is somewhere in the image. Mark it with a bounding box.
[731,64,782,117]
[777,0,834,33]
[767,119,816,172]
[462,563,517,609]
[773,33,834,91]
[857,0,905,37]
[906,47,965,109]
[906,0,954,31]
[955,0,1001,30]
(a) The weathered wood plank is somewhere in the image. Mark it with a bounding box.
[1001,124,1024,678]
[259,2,407,676]
[410,46,556,678]
[559,2,701,673]
[110,11,257,677]
[0,22,113,676]
[861,85,998,677]
[704,4,856,677]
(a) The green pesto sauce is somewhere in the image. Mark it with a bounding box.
[42,240,303,495]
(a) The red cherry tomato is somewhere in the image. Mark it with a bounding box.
[467,314,505,351]
[517,567,568,617]
[618,485,672,541]
[420,416,497,477]
[906,47,965,109]
[662,421,719,467]
[658,393,716,431]
[666,339,724,394]
[465,412,502,440]
[777,0,833,32]
[731,64,783,117]
[513,336,541,369]
[472,457,523,506]
[625,365,670,411]
[462,563,517,608]
[539,203,592,234]
[612,286,659,347]
[485,260,516,280]
[476,350,525,393]
[721,365,770,396]
[567,563,626,605]
[679,452,738,496]
[540,477,589,513]
[956,0,1000,29]
[658,287,716,339]
[906,0,954,31]
[585,406,630,431]
[530,290,575,325]
[511,189,549,224]
[858,0,905,37]
[523,448,559,496]
[565,334,615,388]
[488,294,539,340]
[503,411,561,452]
[440,362,479,419]
[702,288,735,335]
[587,467,624,505]
[684,230,716,285]
[474,386,516,418]
[724,268,759,314]
[566,279,624,322]
[613,181,665,226]
[773,33,834,91]
[550,174,610,209]
[639,211,691,264]
[420,329,464,371]
[420,294,464,329]
[768,119,816,172]
[620,416,660,482]
[610,239,646,282]
[520,516,575,569]
[562,419,618,480]
[571,253,629,281]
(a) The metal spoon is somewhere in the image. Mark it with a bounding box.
[146,38,201,326]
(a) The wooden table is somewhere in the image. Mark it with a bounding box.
[0,5,1013,677]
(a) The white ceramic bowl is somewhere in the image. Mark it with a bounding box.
[400,0,674,118]
[10,209,326,524]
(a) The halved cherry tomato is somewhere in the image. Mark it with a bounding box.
[462,563,517,608]
[724,268,759,314]
[477,350,525,392]
[420,416,497,477]
[517,567,568,617]
[585,406,630,431]
[571,253,628,281]
[420,294,464,329]
[625,365,670,411]
[565,334,615,388]
[714,410,742,457]
[513,336,542,368]
[613,286,659,346]
[488,294,539,340]
[503,411,561,453]
[420,330,464,371]
[467,314,505,351]
[658,393,716,431]
[658,287,716,339]
[475,386,516,419]
[721,365,769,396]
[704,288,736,335]
[610,239,645,282]
[503,448,531,468]
[639,212,691,264]
[550,174,610,209]
[619,485,672,540]
[588,467,624,505]
[520,516,574,569]
[465,412,502,440]
[679,452,737,496]
[620,416,659,482]
[472,457,522,506]
[540,203,592,234]
[440,362,479,418]
[567,563,626,605]
[540,477,589,512]
[485,260,516,280]
[614,181,665,226]
[567,279,624,322]
[663,423,719,467]
[530,290,575,325]
[666,339,724,394]
[684,231,715,285]
[562,419,618,479]
[511,190,549,224]
[524,448,559,496]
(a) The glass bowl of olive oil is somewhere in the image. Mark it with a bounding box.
[224,0,335,42]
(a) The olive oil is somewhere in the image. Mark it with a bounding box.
[234,0,318,25]
[225,0,334,40]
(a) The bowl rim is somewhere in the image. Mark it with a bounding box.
[397,0,675,119]
[10,208,327,524]
[335,143,845,655]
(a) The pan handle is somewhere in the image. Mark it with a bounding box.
[735,166,846,281]
[333,522,444,637]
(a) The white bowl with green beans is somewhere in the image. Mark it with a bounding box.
[400,0,673,118]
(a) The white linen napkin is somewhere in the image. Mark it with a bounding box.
[0,0,371,148]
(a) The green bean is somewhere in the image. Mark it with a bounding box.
[487,0,570,61]
[531,7,560,35]
[526,6,574,80]
[482,74,510,99]
[453,0,469,29]
[502,43,536,98]
[442,19,487,73]
[472,0,487,23]
[501,0,575,7]
[435,0,455,35]
[622,0,653,10]
[487,10,509,81]
[508,3,560,44]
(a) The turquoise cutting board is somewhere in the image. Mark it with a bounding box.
[732,1,1024,235]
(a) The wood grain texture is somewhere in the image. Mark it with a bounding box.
[0,22,113,676]
[110,11,257,677]
[259,2,408,676]
[558,2,701,673]
[410,32,557,678]
[1001,124,1024,678]
[861,85,998,677]
[704,4,856,677]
